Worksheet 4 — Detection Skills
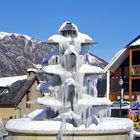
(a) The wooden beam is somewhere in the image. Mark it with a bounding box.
[129,48,132,101]
[132,76,140,79]
[132,48,140,52]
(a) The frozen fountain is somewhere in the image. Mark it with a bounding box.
[6,21,133,140]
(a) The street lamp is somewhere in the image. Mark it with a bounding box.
[119,78,124,117]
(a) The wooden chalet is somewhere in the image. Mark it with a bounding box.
[104,35,140,101]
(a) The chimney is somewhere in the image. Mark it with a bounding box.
[26,68,37,80]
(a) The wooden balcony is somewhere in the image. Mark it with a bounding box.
[130,65,140,76]
[109,92,140,101]
[109,92,137,101]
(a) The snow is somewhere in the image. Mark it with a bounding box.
[27,109,43,118]
[56,110,81,120]
[78,94,112,106]
[5,117,133,132]
[33,64,42,70]
[104,47,127,72]
[0,32,32,40]
[130,38,140,46]
[43,64,71,76]
[88,118,133,131]
[58,21,78,32]
[87,53,102,64]
[0,75,27,87]
[133,130,140,137]
[79,64,103,74]
[64,78,78,86]
[48,34,66,43]
[27,68,38,73]
[37,96,63,107]
[64,45,78,55]
[48,31,92,44]
[76,32,92,43]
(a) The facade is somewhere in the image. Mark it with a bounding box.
[105,35,140,101]
[0,71,43,123]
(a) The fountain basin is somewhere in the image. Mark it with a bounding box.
[5,118,133,140]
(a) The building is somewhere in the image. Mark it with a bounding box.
[104,35,140,101]
[0,71,43,123]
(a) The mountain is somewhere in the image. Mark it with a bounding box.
[0,32,107,77]
[0,32,51,77]
[86,52,108,69]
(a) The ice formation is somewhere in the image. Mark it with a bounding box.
[34,21,111,124]
[6,21,133,139]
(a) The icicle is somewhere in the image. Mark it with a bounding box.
[56,115,66,140]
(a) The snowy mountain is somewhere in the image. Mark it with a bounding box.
[0,32,51,77]
[85,52,107,69]
[0,32,107,77]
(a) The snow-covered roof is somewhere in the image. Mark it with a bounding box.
[104,35,140,72]
[104,48,128,72]
[130,38,140,46]
[0,32,32,40]
[0,75,27,87]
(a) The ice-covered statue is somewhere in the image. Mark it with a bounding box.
[6,21,133,140]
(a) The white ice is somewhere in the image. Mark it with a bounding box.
[78,94,112,106]
[37,96,63,107]
[79,64,103,74]
[5,117,133,132]
[43,64,71,76]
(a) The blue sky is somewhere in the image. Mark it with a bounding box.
[0,0,140,61]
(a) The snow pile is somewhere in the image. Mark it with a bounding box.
[37,96,63,107]
[64,78,78,86]
[78,94,112,106]
[48,34,66,43]
[133,130,140,137]
[75,32,92,43]
[27,109,43,118]
[89,118,133,131]
[43,64,71,76]
[56,110,81,120]
[79,64,103,74]
[6,118,72,132]
[0,75,27,87]
[48,33,92,44]
[6,117,133,132]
